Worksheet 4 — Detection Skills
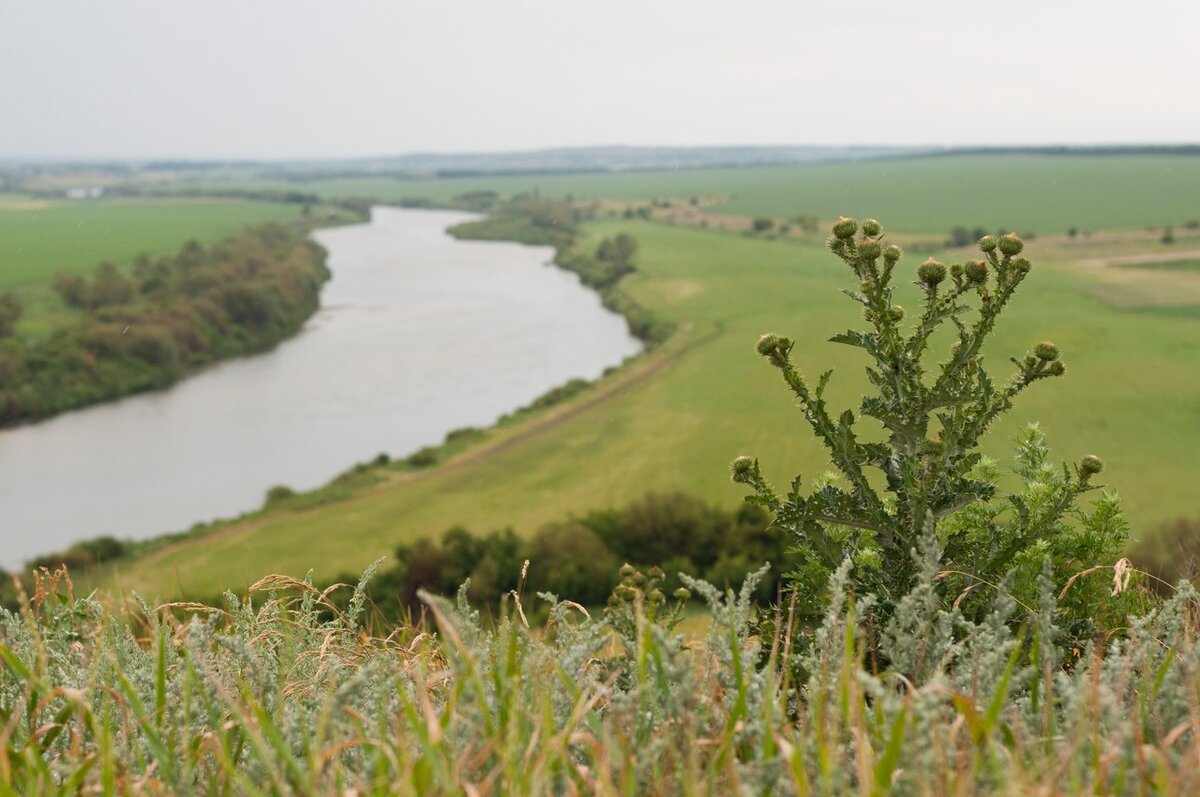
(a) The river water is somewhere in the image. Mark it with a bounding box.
[0,207,642,570]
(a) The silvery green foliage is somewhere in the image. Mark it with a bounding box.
[5,563,1200,793]
[731,217,1127,643]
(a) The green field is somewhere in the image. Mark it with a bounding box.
[0,194,299,290]
[181,155,1200,234]
[105,204,1200,598]
[0,194,301,338]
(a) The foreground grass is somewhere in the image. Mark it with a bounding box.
[5,563,1200,794]
[100,217,1200,599]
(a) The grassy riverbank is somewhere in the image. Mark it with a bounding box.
[97,206,1200,598]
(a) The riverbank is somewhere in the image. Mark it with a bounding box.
[2,206,644,579]
[0,201,367,427]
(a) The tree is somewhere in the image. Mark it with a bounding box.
[54,273,87,308]
[752,217,774,234]
[87,262,134,309]
[948,225,972,247]
[595,233,638,266]
[732,217,1127,637]
[0,292,22,337]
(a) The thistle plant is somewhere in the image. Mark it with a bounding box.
[732,217,1127,632]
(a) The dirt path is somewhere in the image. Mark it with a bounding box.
[1080,249,1200,268]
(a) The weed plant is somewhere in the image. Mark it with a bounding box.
[733,218,1130,648]
[2,557,1197,794]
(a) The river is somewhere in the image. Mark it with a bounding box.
[0,207,642,570]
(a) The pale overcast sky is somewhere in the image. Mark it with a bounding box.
[2,0,1196,160]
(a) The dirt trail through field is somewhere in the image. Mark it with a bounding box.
[1080,249,1200,268]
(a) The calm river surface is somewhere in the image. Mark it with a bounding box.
[0,207,642,570]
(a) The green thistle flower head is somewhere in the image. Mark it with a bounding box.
[978,235,998,253]
[917,258,947,287]
[862,218,882,236]
[1034,341,1059,361]
[884,244,903,262]
[832,216,858,239]
[999,233,1025,256]
[730,455,755,483]
[858,237,882,260]
[964,260,988,284]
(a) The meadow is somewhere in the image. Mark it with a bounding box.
[98,155,1200,599]
[0,195,301,338]
[177,154,1200,234]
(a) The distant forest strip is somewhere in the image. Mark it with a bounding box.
[443,193,675,345]
[0,215,354,426]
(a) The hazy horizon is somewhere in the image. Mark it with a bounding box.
[3,0,1198,160]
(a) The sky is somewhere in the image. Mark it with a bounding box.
[2,0,1197,160]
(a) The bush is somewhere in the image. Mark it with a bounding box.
[264,484,296,507]
[733,217,1128,647]
[406,447,439,468]
[0,292,21,338]
[751,217,774,233]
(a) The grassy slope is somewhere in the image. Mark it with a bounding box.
[186,155,1200,233]
[106,214,1200,598]
[0,195,300,337]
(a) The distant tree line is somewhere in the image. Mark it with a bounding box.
[0,223,331,425]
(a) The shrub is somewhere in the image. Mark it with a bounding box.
[406,446,439,468]
[264,484,296,506]
[732,217,1129,644]
[0,292,21,338]
[527,522,618,605]
[752,217,774,233]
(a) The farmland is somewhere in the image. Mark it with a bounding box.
[97,154,1200,599]
[0,195,302,339]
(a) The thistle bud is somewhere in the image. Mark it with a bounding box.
[889,305,905,322]
[862,218,882,236]
[978,235,997,253]
[917,258,947,287]
[998,233,1024,256]
[1034,341,1059,361]
[648,565,664,579]
[649,589,666,604]
[964,260,988,284]
[1080,454,1104,476]
[1023,354,1038,368]
[1048,361,1065,376]
[884,244,903,262]
[858,238,882,260]
[620,563,635,577]
[632,572,646,586]
[755,333,792,368]
[730,455,755,483]
[832,216,857,239]
[1010,257,1031,275]
[673,587,691,601]
[950,263,964,279]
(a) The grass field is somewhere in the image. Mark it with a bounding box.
[0,194,302,337]
[0,194,299,290]
[179,155,1200,234]
[103,209,1200,599]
